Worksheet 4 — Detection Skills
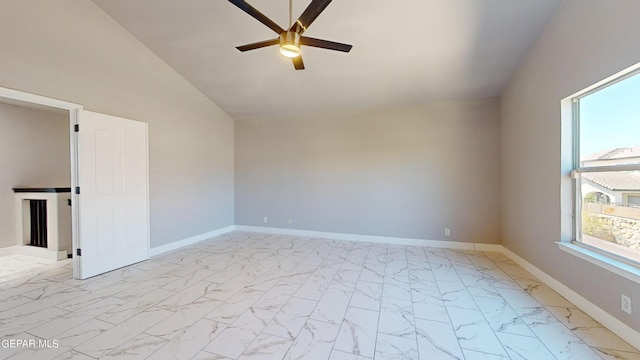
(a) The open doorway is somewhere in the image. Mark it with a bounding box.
[0,86,151,281]
[0,90,80,283]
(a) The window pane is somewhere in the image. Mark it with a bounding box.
[579,72,640,167]
[580,171,640,262]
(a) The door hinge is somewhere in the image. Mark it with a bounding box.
[75,186,80,194]
[67,199,71,206]
[76,248,82,256]
[74,124,79,132]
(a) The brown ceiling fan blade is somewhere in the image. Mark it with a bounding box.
[300,36,352,52]
[228,0,285,34]
[292,56,305,70]
[289,0,332,35]
[236,39,280,52]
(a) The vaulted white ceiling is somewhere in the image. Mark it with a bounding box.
[92,0,560,120]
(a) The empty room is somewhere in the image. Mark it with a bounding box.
[1,0,640,359]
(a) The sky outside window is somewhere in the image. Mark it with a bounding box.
[580,71,640,159]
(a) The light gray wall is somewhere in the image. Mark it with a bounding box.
[0,0,235,248]
[501,0,640,330]
[236,99,501,244]
[0,103,69,248]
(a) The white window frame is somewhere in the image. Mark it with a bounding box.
[558,63,640,284]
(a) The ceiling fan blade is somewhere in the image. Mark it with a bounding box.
[292,56,305,70]
[228,0,285,34]
[236,39,279,52]
[300,36,352,52]
[290,0,332,35]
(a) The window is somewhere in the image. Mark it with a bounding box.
[573,69,640,264]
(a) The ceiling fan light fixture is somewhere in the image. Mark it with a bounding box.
[279,31,301,58]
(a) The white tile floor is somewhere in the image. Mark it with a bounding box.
[0,254,69,285]
[0,231,638,360]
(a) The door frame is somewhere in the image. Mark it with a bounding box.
[0,86,83,278]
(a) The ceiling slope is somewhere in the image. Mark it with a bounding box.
[93,0,560,120]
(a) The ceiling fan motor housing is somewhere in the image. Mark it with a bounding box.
[279,31,301,58]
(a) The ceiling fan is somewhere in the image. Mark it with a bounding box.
[228,0,353,70]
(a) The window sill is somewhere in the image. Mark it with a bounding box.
[557,241,640,284]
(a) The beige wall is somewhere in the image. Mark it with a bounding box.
[0,103,70,248]
[236,99,501,244]
[501,0,640,330]
[0,0,235,248]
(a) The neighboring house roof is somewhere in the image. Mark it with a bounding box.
[583,145,640,162]
[582,172,640,191]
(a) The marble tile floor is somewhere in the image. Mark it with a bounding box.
[0,254,71,285]
[0,231,638,360]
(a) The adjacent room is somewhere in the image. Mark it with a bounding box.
[0,102,72,281]
[1,0,640,359]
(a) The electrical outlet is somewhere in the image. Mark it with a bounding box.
[288,218,292,224]
[263,217,268,224]
[622,294,633,315]
[445,228,451,237]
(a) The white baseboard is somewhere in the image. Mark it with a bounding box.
[475,243,505,253]
[0,245,68,261]
[148,224,501,258]
[13,245,66,261]
[500,246,640,351]
[234,225,500,251]
[149,225,235,257]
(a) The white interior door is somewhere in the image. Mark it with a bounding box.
[76,110,149,279]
